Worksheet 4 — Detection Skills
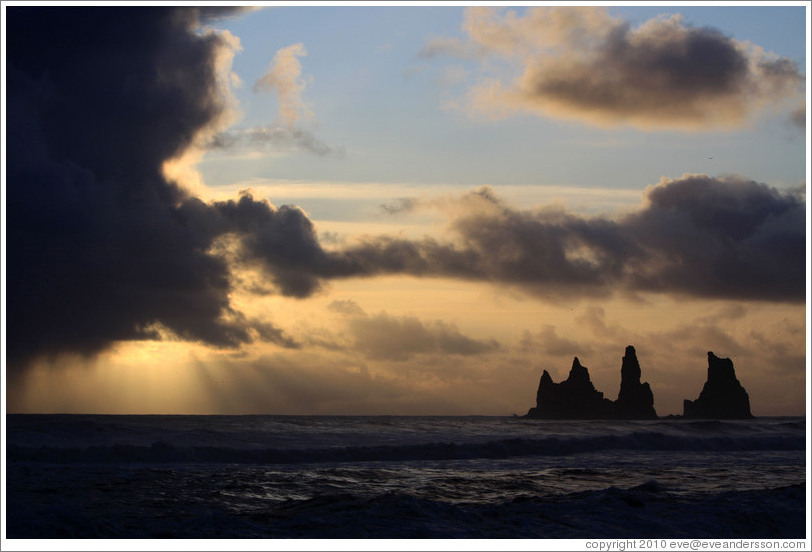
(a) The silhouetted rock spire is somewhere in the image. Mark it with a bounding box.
[614,346,657,419]
[526,345,656,419]
[525,346,754,419]
[683,352,753,419]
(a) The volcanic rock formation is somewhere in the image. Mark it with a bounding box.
[614,346,658,419]
[526,356,615,419]
[683,352,753,419]
[526,345,656,420]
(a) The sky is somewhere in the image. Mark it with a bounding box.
[2,2,809,417]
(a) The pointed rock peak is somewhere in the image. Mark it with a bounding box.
[569,357,586,376]
[567,356,592,385]
[684,351,752,419]
[616,344,657,419]
[621,345,642,383]
[526,346,656,420]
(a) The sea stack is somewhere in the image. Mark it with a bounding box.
[614,346,657,419]
[526,357,615,419]
[683,352,753,419]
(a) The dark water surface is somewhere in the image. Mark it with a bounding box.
[5,414,806,538]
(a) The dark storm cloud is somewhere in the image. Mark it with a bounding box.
[622,175,806,301]
[337,189,637,297]
[194,6,258,24]
[208,192,334,298]
[5,7,298,368]
[335,177,804,302]
[430,7,804,129]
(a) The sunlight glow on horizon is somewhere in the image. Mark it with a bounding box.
[8,281,805,417]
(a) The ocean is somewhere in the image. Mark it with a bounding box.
[4,414,807,541]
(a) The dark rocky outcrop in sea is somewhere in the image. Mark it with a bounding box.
[526,345,657,420]
[614,346,658,419]
[525,346,755,419]
[526,357,615,419]
[683,352,753,419]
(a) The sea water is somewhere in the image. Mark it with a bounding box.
[4,414,807,539]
